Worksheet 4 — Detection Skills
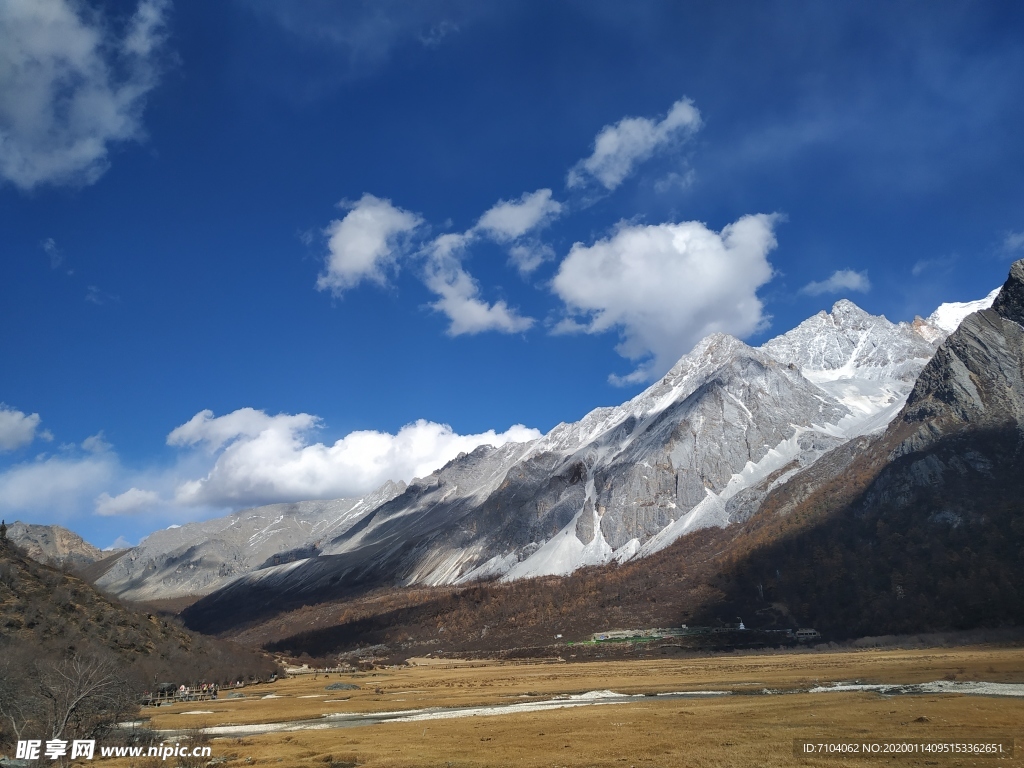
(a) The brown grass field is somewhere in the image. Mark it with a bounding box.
[111,645,1023,768]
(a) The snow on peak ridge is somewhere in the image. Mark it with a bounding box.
[770,287,1000,377]
[503,289,1001,582]
[528,332,755,458]
[926,288,1000,334]
[99,287,1007,602]
[760,298,938,380]
[630,333,752,409]
[829,298,873,322]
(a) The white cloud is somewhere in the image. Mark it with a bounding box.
[123,0,168,57]
[168,407,318,451]
[0,425,127,520]
[104,535,134,550]
[312,192,537,333]
[567,98,701,191]
[800,269,871,296]
[507,242,554,275]
[85,285,118,305]
[316,194,422,296]
[0,452,119,516]
[245,2,482,79]
[0,405,43,451]
[423,234,535,335]
[169,407,541,508]
[469,189,562,276]
[474,189,562,242]
[653,168,696,193]
[42,237,64,269]
[1004,231,1024,254]
[0,403,542,523]
[0,428,196,527]
[0,0,169,190]
[95,487,161,516]
[81,431,112,454]
[551,214,778,384]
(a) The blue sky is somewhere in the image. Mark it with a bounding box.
[2,0,1023,548]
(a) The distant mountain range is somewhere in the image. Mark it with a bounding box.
[192,259,1024,649]
[9,260,1024,666]
[67,280,991,618]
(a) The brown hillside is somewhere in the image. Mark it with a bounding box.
[0,539,277,682]
[222,526,745,657]
[0,539,188,653]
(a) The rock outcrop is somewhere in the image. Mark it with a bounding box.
[5,522,104,569]
[714,259,1024,636]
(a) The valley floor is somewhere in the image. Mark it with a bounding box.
[103,645,1023,768]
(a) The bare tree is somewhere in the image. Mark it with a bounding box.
[35,652,136,742]
[0,659,38,754]
[0,644,43,747]
[0,672,31,744]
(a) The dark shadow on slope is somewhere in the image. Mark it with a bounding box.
[181,552,395,635]
[244,426,1024,657]
[700,426,1024,637]
[236,527,737,655]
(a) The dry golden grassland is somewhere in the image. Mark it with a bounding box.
[114,646,1023,768]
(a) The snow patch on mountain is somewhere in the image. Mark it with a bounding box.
[528,334,750,459]
[761,299,952,441]
[638,489,728,556]
[102,288,1003,603]
[926,288,1000,334]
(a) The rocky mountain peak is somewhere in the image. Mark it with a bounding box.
[828,298,875,325]
[900,259,1024,439]
[761,298,935,382]
[6,521,104,568]
[991,258,1024,327]
[911,316,945,344]
[104,282,1007,609]
[662,332,748,376]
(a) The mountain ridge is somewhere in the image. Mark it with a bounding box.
[185,259,1024,651]
[82,287,996,616]
[707,258,1024,637]
[165,290,998,629]
[4,521,106,569]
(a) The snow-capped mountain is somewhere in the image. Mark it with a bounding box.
[712,260,1024,637]
[761,299,943,437]
[100,290,997,606]
[925,287,1002,334]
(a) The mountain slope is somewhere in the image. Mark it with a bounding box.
[208,262,1024,655]
[180,298,966,632]
[0,537,181,652]
[96,481,405,601]
[0,534,280,737]
[5,521,105,569]
[761,299,940,436]
[711,259,1024,635]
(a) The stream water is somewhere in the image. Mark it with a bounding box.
[152,680,1024,738]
